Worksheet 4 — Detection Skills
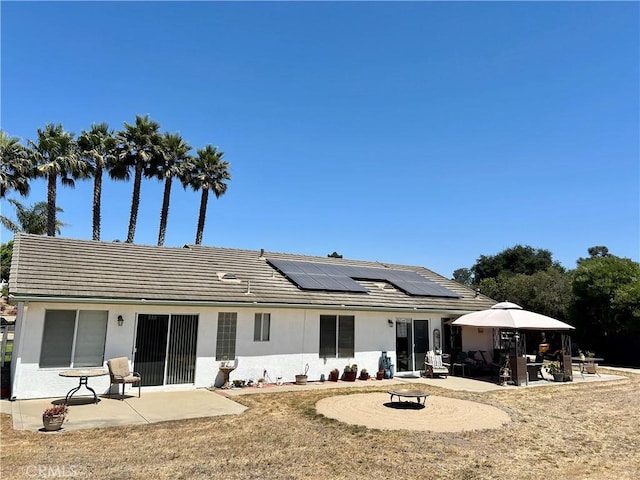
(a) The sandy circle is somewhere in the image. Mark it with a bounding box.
[316,392,510,432]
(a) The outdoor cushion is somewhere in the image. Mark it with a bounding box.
[107,357,141,398]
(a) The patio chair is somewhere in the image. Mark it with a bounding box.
[107,357,141,398]
[423,350,450,378]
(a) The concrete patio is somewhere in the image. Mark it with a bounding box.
[1,367,629,433]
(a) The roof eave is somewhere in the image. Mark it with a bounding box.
[8,293,483,315]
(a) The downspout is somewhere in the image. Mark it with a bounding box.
[10,302,27,400]
[301,309,307,375]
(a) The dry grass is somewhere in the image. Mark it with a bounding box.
[2,370,639,480]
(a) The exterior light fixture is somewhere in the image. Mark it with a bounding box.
[388,319,394,327]
[117,315,124,326]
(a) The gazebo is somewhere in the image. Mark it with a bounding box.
[451,302,575,385]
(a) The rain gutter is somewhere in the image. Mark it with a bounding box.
[8,293,480,316]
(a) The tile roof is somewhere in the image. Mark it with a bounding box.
[9,233,495,313]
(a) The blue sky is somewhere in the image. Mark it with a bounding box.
[1,1,638,278]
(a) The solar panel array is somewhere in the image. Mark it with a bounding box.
[267,259,460,298]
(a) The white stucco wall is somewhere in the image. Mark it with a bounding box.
[11,301,449,399]
[460,326,496,363]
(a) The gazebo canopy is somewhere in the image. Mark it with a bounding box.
[452,302,575,331]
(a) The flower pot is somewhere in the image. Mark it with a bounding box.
[295,375,308,385]
[376,371,384,380]
[328,371,339,382]
[42,414,65,431]
[343,372,357,382]
[553,373,565,382]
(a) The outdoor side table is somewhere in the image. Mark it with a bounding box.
[452,362,467,377]
[59,369,108,403]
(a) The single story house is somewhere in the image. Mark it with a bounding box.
[8,233,495,399]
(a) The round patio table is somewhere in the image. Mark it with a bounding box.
[59,369,108,404]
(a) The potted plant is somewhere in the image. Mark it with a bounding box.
[343,364,357,382]
[545,361,564,382]
[359,368,370,380]
[295,364,309,385]
[328,368,340,382]
[256,377,265,388]
[42,404,68,431]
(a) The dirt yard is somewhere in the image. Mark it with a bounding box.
[1,370,639,480]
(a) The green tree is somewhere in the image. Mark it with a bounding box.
[0,198,65,235]
[452,267,473,286]
[472,244,560,283]
[327,252,343,258]
[152,132,192,246]
[28,124,87,237]
[0,130,32,198]
[572,250,640,339]
[187,145,231,245]
[115,115,162,243]
[78,123,117,241]
[1,241,13,282]
[478,268,573,321]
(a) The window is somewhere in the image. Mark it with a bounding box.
[254,313,270,342]
[319,315,354,358]
[40,310,108,368]
[216,312,237,361]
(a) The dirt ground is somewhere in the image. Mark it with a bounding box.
[1,369,639,480]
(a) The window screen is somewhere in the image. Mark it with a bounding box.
[254,313,270,342]
[40,310,76,368]
[216,312,237,360]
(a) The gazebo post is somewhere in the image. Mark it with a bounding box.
[561,333,573,381]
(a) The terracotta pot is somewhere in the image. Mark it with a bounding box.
[343,372,357,382]
[328,372,339,382]
[295,375,308,385]
[42,414,65,431]
[376,371,384,380]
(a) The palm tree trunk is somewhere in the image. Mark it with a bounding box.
[157,176,172,246]
[46,173,57,237]
[195,188,209,245]
[92,164,103,241]
[126,163,143,243]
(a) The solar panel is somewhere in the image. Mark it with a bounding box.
[267,259,459,297]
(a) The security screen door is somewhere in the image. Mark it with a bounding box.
[413,320,430,371]
[134,314,198,386]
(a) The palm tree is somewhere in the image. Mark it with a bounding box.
[0,130,32,198]
[188,145,231,245]
[152,132,192,246]
[78,123,117,241]
[115,115,162,243]
[0,198,65,235]
[28,124,87,237]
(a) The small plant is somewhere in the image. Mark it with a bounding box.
[545,361,562,375]
[43,404,68,417]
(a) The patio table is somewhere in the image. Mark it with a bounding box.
[59,369,108,404]
[572,357,603,378]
